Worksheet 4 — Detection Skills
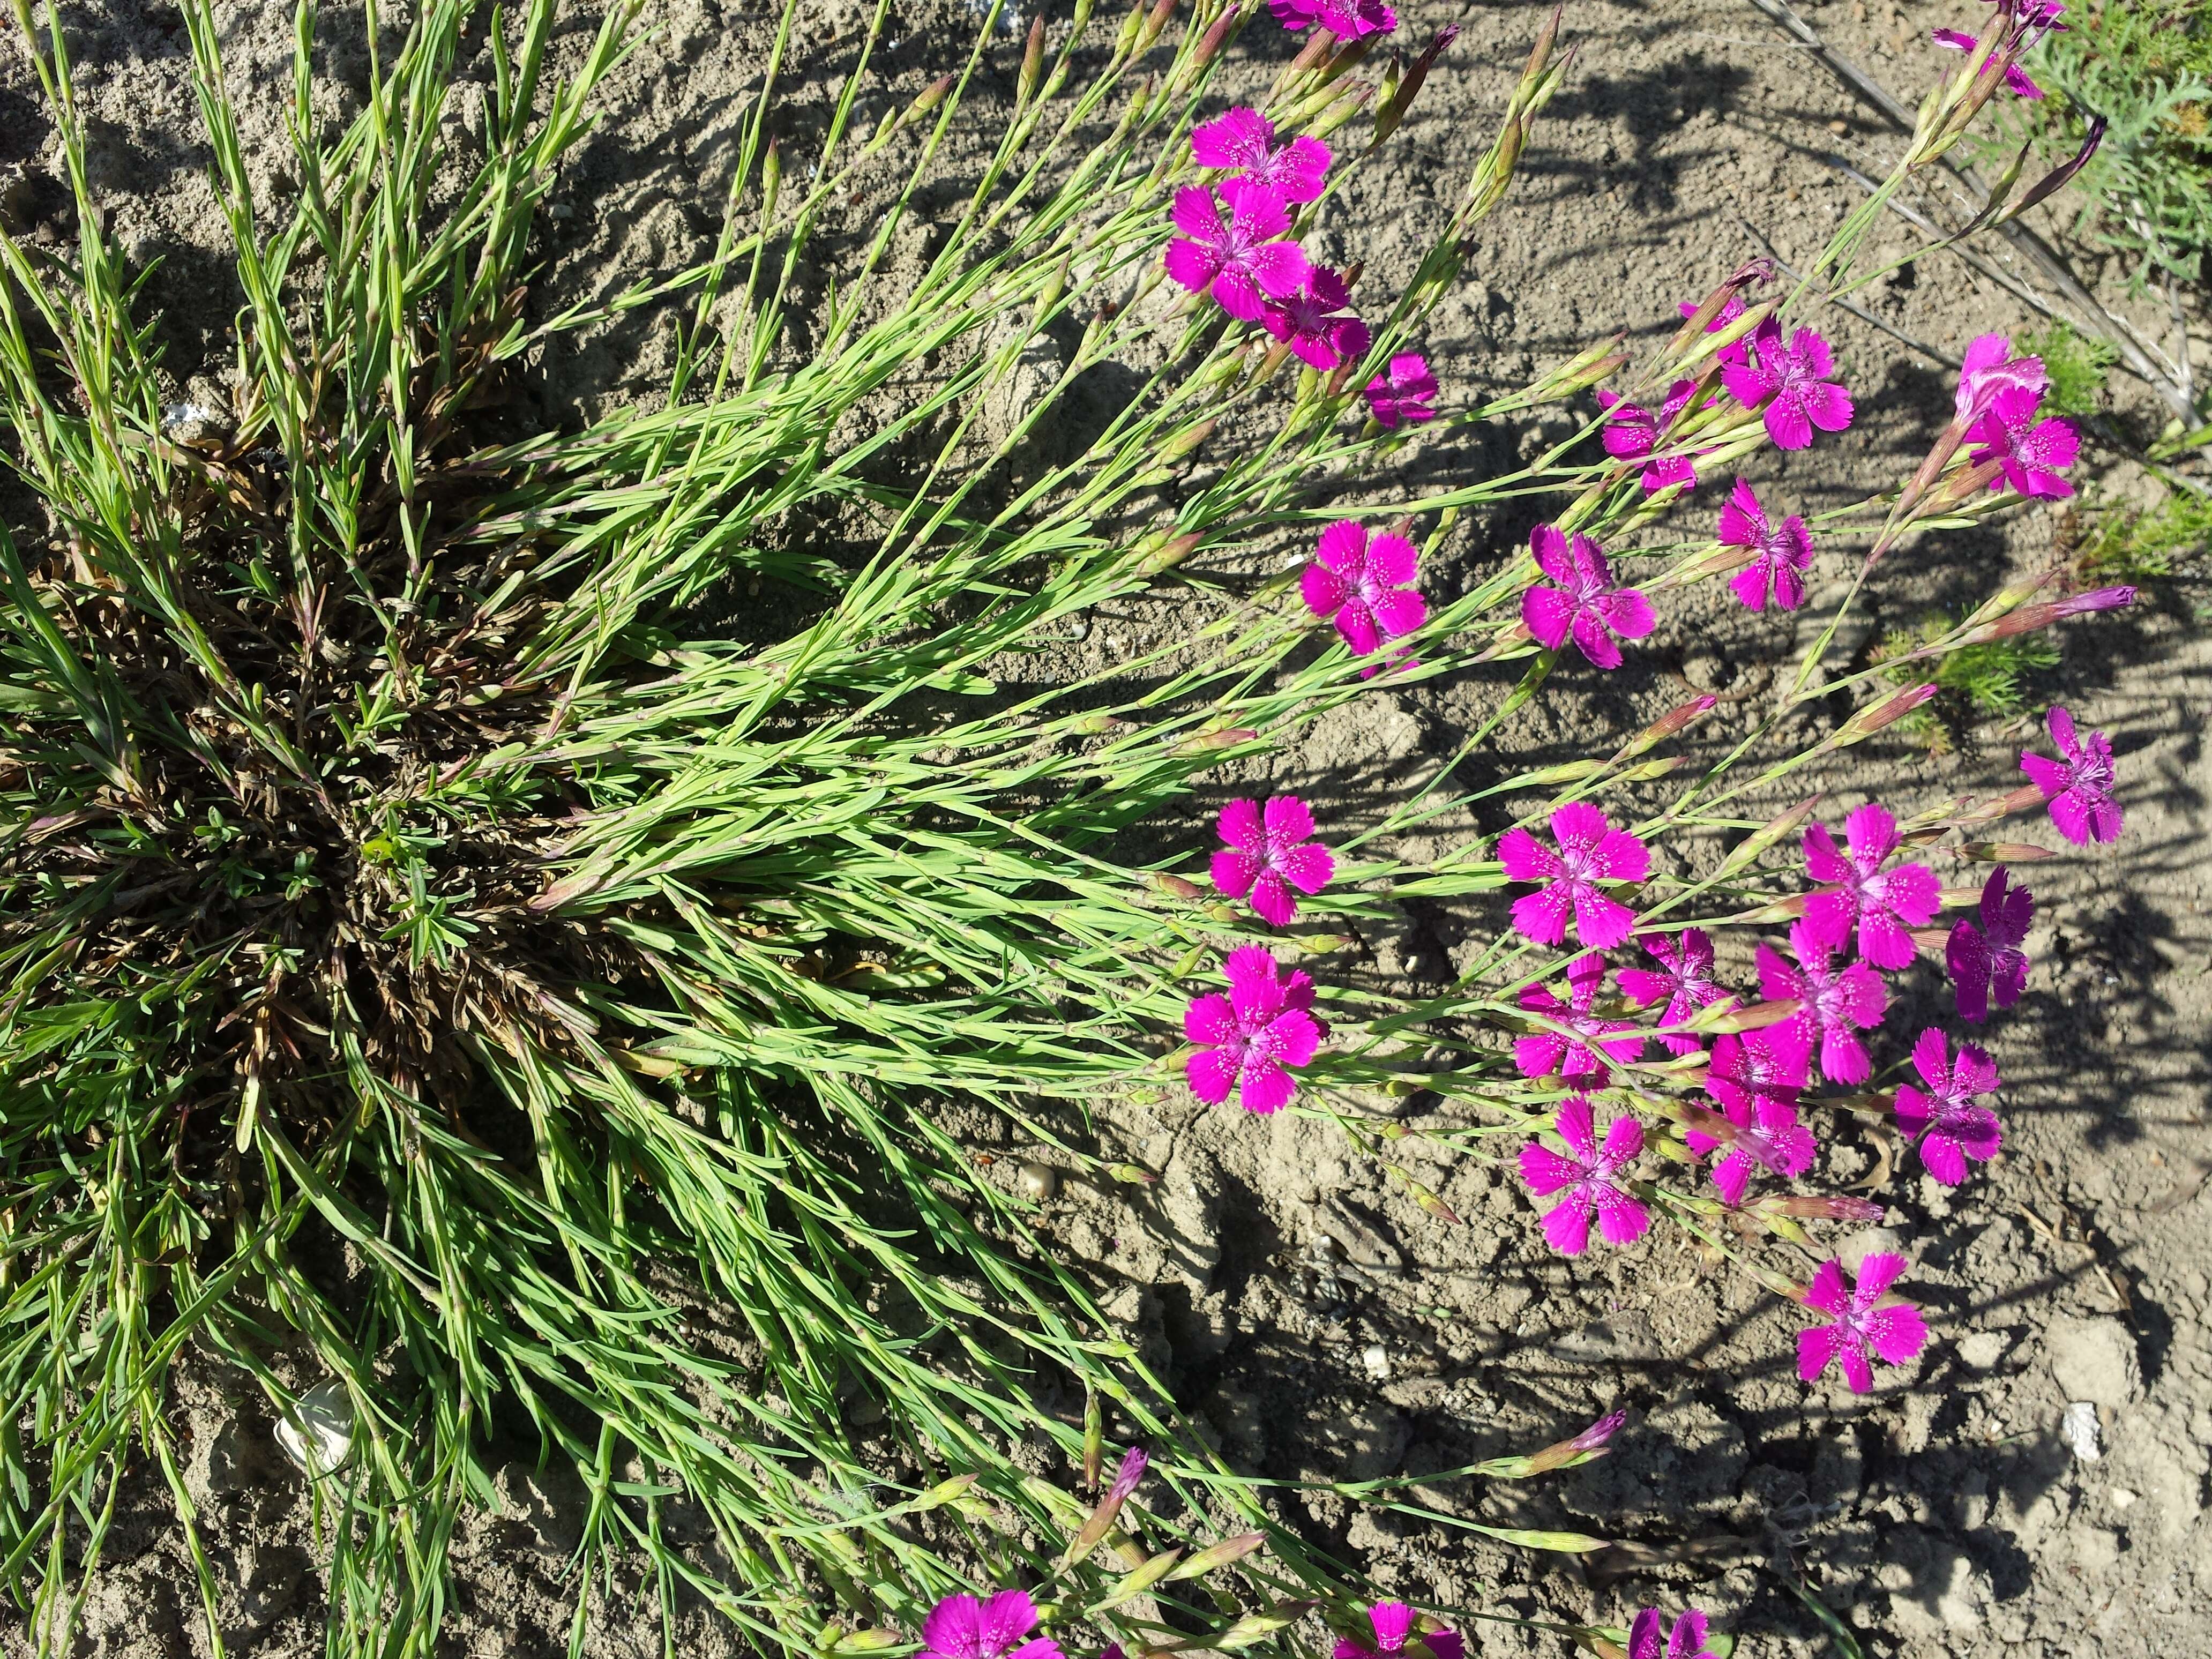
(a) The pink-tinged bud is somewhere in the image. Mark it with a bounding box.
[1570,1408,1627,1452]
[1192,5,1236,66]
[1834,682,1937,744]
[905,74,955,128]
[1667,257,1776,360]
[1977,584,2134,641]
[1160,416,1215,462]
[1138,530,1204,575]
[1703,997,1802,1034]
[1164,1530,1267,1581]
[1174,726,1257,754]
[1108,1446,1149,1503]
[1286,28,1333,75]
[1759,1194,1887,1222]
[1140,0,1177,47]
[1108,1162,1158,1185]
[1148,872,1204,900]
[1959,840,2056,862]
[1619,692,1718,759]
[1716,791,1822,879]
[1522,2,1563,81]
[1375,24,1458,140]
[1020,14,1047,101]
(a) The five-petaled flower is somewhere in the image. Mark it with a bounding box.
[1895,1027,2004,1185]
[1164,179,1310,323]
[1802,803,1940,970]
[1333,1601,1464,1659]
[1695,1025,1817,1205]
[1597,379,1701,494]
[1521,525,1656,671]
[1301,519,1426,672]
[1968,384,2079,498]
[1628,1608,1722,1659]
[921,1591,1063,1659]
[1947,865,2032,1022]
[1515,954,1645,1084]
[1797,1252,1928,1393]
[1190,107,1333,204]
[1498,802,1651,950]
[1364,353,1437,428]
[1717,477,1815,612]
[1272,0,1398,39]
[1722,319,1853,450]
[1519,1094,1649,1256]
[1757,917,1888,1086]
[1184,946,1321,1114]
[1211,795,1336,926]
[2020,704,2122,845]
[1618,928,1728,1055]
[1264,266,1372,370]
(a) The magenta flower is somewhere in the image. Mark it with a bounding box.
[1164,179,1311,324]
[1301,519,1426,670]
[1333,1601,1463,1659]
[1695,1026,1816,1205]
[1519,1095,1649,1256]
[1757,918,1888,1086]
[2021,704,2121,845]
[921,1591,1063,1659]
[1618,928,1727,1056]
[1967,383,2079,498]
[1183,946,1321,1114]
[1717,477,1814,612]
[1271,0,1396,40]
[1363,353,1436,429]
[1895,1027,2002,1185]
[1932,26,2045,96]
[1947,865,2032,1022]
[1798,1252,1927,1392]
[1190,107,1332,204]
[1953,332,2048,421]
[1105,1446,1148,1501]
[1721,320,1853,451]
[1498,802,1651,950]
[1210,795,1336,926]
[1628,1609,1721,1659]
[1596,379,1701,494]
[1802,804,1940,971]
[1515,953,1645,1084]
[1521,525,1656,671]
[1264,267,1371,370]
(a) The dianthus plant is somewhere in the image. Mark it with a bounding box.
[0,0,2127,1655]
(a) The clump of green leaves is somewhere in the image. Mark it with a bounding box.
[2072,485,2212,581]
[1873,615,2061,746]
[2019,322,2117,419]
[2011,3,2212,284]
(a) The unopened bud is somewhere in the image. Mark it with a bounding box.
[1976,583,2135,642]
[2004,115,2105,224]
[1160,416,1216,461]
[1148,871,1205,900]
[759,139,783,221]
[1375,24,1456,141]
[1138,530,1204,574]
[1193,4,1238,66]
[1107,1161,1158,1185]
[1715,792,1821,879]
[1139,0,1176,48]
[1958,840,2054,862]
[1832,682,1937,745]
[1019,14,1047,102]
[1757,1194,1888,1222]
[1092,1548,1183,1611]
[1700,997,1801,1034]
[1164,1530,1267,1581]
[1081,1393,1104,1489]
[1174,726,1256,754]
[1214,1601,1319,1649]
[905,74,955,129]
[1618,693,1717,759]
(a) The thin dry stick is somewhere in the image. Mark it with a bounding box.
[1739,0,2198,420]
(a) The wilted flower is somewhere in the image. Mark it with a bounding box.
[1105,1446,1149,1501]
[1618,928,1727,1056]
[1895,1027,2003,1185]
[1498,802,1651,950]
[1164,179,1310,323]
[1722,319,1853,450]
[1932,25,2045,97]
[1797,1252,1928,1392]
[1628,1608,1721,1659]
[1757,918,1888,1086]
[1272,0,1397,40]
[1717,477,1814,612]
[1802,803,1940,971]
[1301,519,1426,671]
[1947,865,2032,1022]
[1518,1095,1649,1256]
[2020,704,2121,845]
[1184,946,1321,1114]
[1516,953,1645,1084]
[1264,266,1372,370]
[1190,107,1333,204]
[1968,384,2079,498]
[1211,795,1336,926]
[1521,525,1656,671]
[921,1591,1064,1659]
[1333,1601,1463,1659]
[1364,353,1437,428]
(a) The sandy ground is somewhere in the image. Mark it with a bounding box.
[1,0,2205,1655]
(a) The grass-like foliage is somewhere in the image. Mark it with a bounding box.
[0,0,2139,1654]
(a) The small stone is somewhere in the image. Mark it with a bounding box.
[1837,1226,1906,1274]
[1362,1343,1391,1381]
[2061,1400,2103,1462]
[1016,1161,1058,1201]
[2110,1487,2138,1509]
[1827,119,1850,136]
[1956,1329,2011,1371]
[274,1380,356,1478]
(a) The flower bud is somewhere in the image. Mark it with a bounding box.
[1139,0,1177,49]
[1755,1194,1887,1222]
[1958,839,2054,862]
[1138,530,1204,575]
[1831,681,1937,746]
[1091,1548,1183,1612]
[1108,1161,1158,1185]
[1174,726,1256,754]
[1019,14,1048,103]
[1616,693,1717,759]
[1192,3,1238,67]
[1714,792,1821,879]
[1148,871,1204,900]
[1164,1530,1267,1580]
[1972,583,2134,642]
[1160,416,1216,461]
[1374,24,1458,142]
[902,74,956,131]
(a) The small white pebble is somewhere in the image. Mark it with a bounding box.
[2110,1487,2138,1509]
[1361,1343,1391,1381]
[1016,1161,1058,1202]
[2061,1400,2103,1462]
